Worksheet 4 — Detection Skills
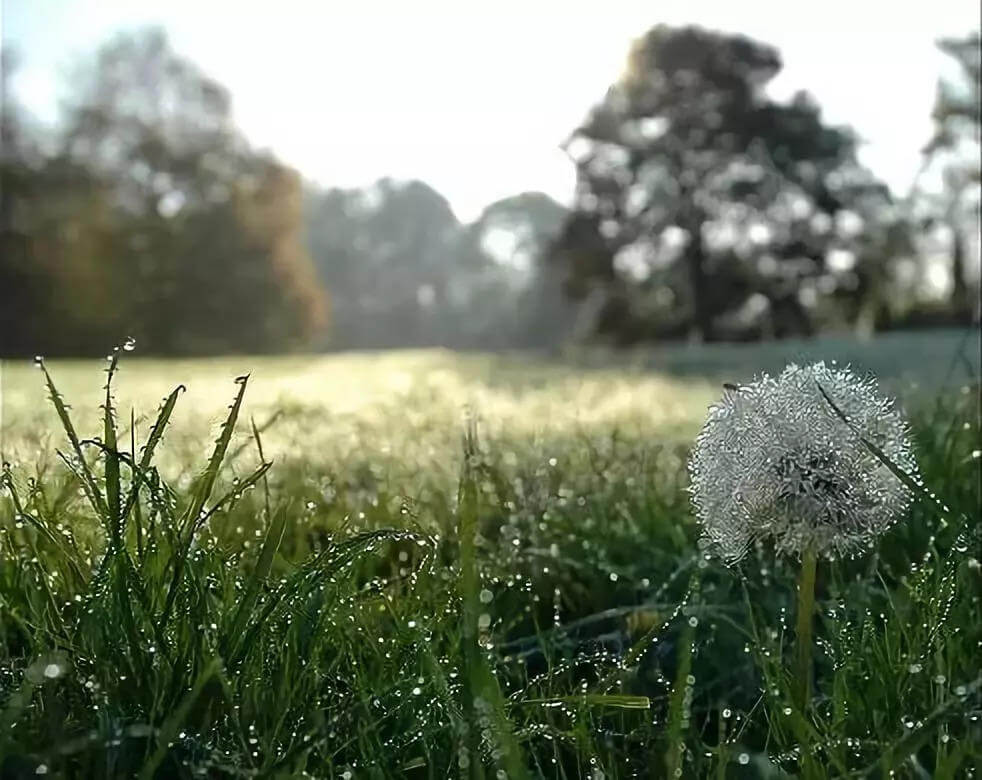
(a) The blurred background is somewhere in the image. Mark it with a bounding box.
[1,0,979,357]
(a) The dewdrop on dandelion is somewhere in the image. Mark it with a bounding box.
[688,362,917,563]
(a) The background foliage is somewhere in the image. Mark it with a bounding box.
[1,25,979,356]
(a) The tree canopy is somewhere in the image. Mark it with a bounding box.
[1,29,327,356]
[548,25,911,343]
[303,181,569,349]
[918,31,981,317]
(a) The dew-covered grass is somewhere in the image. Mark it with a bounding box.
[0,334,980,778]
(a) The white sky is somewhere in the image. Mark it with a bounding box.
[3,0,979,222]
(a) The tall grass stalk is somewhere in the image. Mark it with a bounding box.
[793,546,817,713]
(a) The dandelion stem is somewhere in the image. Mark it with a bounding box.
[794,546,817,713]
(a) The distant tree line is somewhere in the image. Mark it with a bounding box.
[1,25,977,356]
[303,182,570,350]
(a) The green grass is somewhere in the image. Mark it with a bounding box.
[0,331,979,778]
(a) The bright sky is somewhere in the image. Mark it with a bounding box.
[3,0,978,222]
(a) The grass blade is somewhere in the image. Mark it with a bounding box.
[138,657,224,779]
[192,461,273,533]
[38,359,106,518]
[520,694,650,710]
[159,375,249,632]
[816,381,956,521]
[665,578,698,778]
[121,384,185,524]
[250,415,272,523]
[457,421,529,780]
[103,351,122,544]
[180,374,250,537]
[223,501,288,664]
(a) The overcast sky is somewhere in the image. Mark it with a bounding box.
[4,0,979,221]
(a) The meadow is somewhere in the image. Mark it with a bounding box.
[0,329,980,778]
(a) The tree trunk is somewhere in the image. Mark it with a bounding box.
[686,234,715,342]
[950,222,968,315]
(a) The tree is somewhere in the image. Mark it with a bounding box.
[919,31,980,318]
[547,25,904,343]
[304,178,466,348]
[304,182,571,350]
[1,50,131,355]
[463,192,570,348]
[2,27,328,356]
[172,157,328,353]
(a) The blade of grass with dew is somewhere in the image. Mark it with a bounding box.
[192,461,273,531]
[458,420,486,780]
[520,694,650,710]
[227,408,284,464]
[2,464,85,586]
[665,576,699,778]
[222,501,288,664]
[0,500,66,638]
[71,435,168,655]
[97,356,155,685]
[864,675,982,777]
[250,415,273,523]
[793,546,817,714]
[103,350,122,546]
[130,409,143,558]
[816,381,959,523]
[180,374,250,538]
[39,359,107,519]
[457,420,529,780]
[594,557,699,694]
[158,375,249,634]
[138,656,224,780]
[226,528,406,671]
[122,384,185,524]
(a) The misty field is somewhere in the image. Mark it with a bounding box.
[1,330,980,777]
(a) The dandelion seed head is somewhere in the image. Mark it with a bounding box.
[688,362,917,563]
